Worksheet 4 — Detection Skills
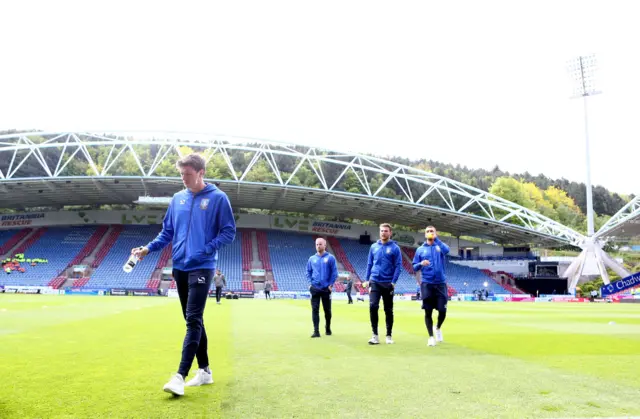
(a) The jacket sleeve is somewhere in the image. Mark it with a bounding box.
[412,249,422,272]
[365,247,374,281]
[205,194,236,255]
[306,258,313,284]
[146,202,174,252]
[435,237,450,255]
[222,275,226,287]
[392,246,402,284]
[330,256,338,286]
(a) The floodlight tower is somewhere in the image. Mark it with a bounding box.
[568,54,600,236]
[564,55,631,293]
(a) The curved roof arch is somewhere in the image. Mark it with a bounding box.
[0,131,585,246]
[595,195,640,240]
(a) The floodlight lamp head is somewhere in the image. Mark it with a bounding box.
[567,54,601,98]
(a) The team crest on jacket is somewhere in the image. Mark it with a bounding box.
[200,198,210,210]
[324,258,328,263]
[436,246,441,252]
[386,248,391,254]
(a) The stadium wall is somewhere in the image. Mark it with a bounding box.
[452,260,530,275]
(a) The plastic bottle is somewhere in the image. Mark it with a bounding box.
[123,254,139,273]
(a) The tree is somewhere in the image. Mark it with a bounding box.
[489,177,535,210]
[203,151,233,180]
[244,160,277,183]
[522,181,557,219]
[287,164,322,188]
[544,186,584,230]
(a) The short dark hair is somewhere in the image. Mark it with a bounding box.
[425,225,436,232]
[379,223,392,231]
[176,153,206,172]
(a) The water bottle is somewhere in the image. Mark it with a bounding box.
[123,254,139,273]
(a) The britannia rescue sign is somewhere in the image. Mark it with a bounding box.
[0,213,46,227]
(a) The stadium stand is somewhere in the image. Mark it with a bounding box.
[146,279,161,290]
[326,237,357,274]
[83,225,163,289]
[12,227,48,255]
[400,247,416,274]
[242,277,254,291]
[67,225,109,267]
[155,244,173,270]
[338,238,417,293]
[1,226,97,287]
[91,225,123,268]
[0,228,31,255]
[74,277,90,288]
[255,230,272,270]
[446,262,509,294]
[1,225,515,294]
[402,246,416,261]
[216,229,242,291]
[48,276,67,289]
[240,229,252,271]
[481,269,526,294]
[266,230,312,291]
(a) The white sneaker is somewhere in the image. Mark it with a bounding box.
[186,369,214,387]
[386,336,394,345]
[163,373,185,396]
[435,328,443,342]
[368,334,380,345]
[428,337,436,347]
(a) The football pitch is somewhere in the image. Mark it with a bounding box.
[1,295,639,419]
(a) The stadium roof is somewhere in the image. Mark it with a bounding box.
[0,131,586,246]
[594,195,640,240]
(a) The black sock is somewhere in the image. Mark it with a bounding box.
[203,366,211,374]
[437,309,447,329]
[425,309,434,337]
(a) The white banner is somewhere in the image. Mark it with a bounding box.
[3,285,53,294]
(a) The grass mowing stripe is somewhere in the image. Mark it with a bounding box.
[221,300,640,419]
[0,295,232,418]
[1,296,639,418]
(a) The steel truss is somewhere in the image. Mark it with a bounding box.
[594,195,640,240]
[0,131,585,245]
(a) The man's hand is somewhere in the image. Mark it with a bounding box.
[131,246,149,260]
[391,283,395,289]
[421,260,431,266]
[328,285,332,292]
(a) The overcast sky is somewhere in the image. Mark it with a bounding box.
[1,0,638,195]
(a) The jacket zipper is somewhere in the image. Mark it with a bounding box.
[184,192,197,262]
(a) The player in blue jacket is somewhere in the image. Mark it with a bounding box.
[306,238,338,338]
[133,154,236,396]
[363,223,402,345]
[412,225,450,347]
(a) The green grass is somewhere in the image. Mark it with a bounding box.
[1,295,640,418]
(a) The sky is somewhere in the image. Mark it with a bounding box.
[1,0,638,195]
